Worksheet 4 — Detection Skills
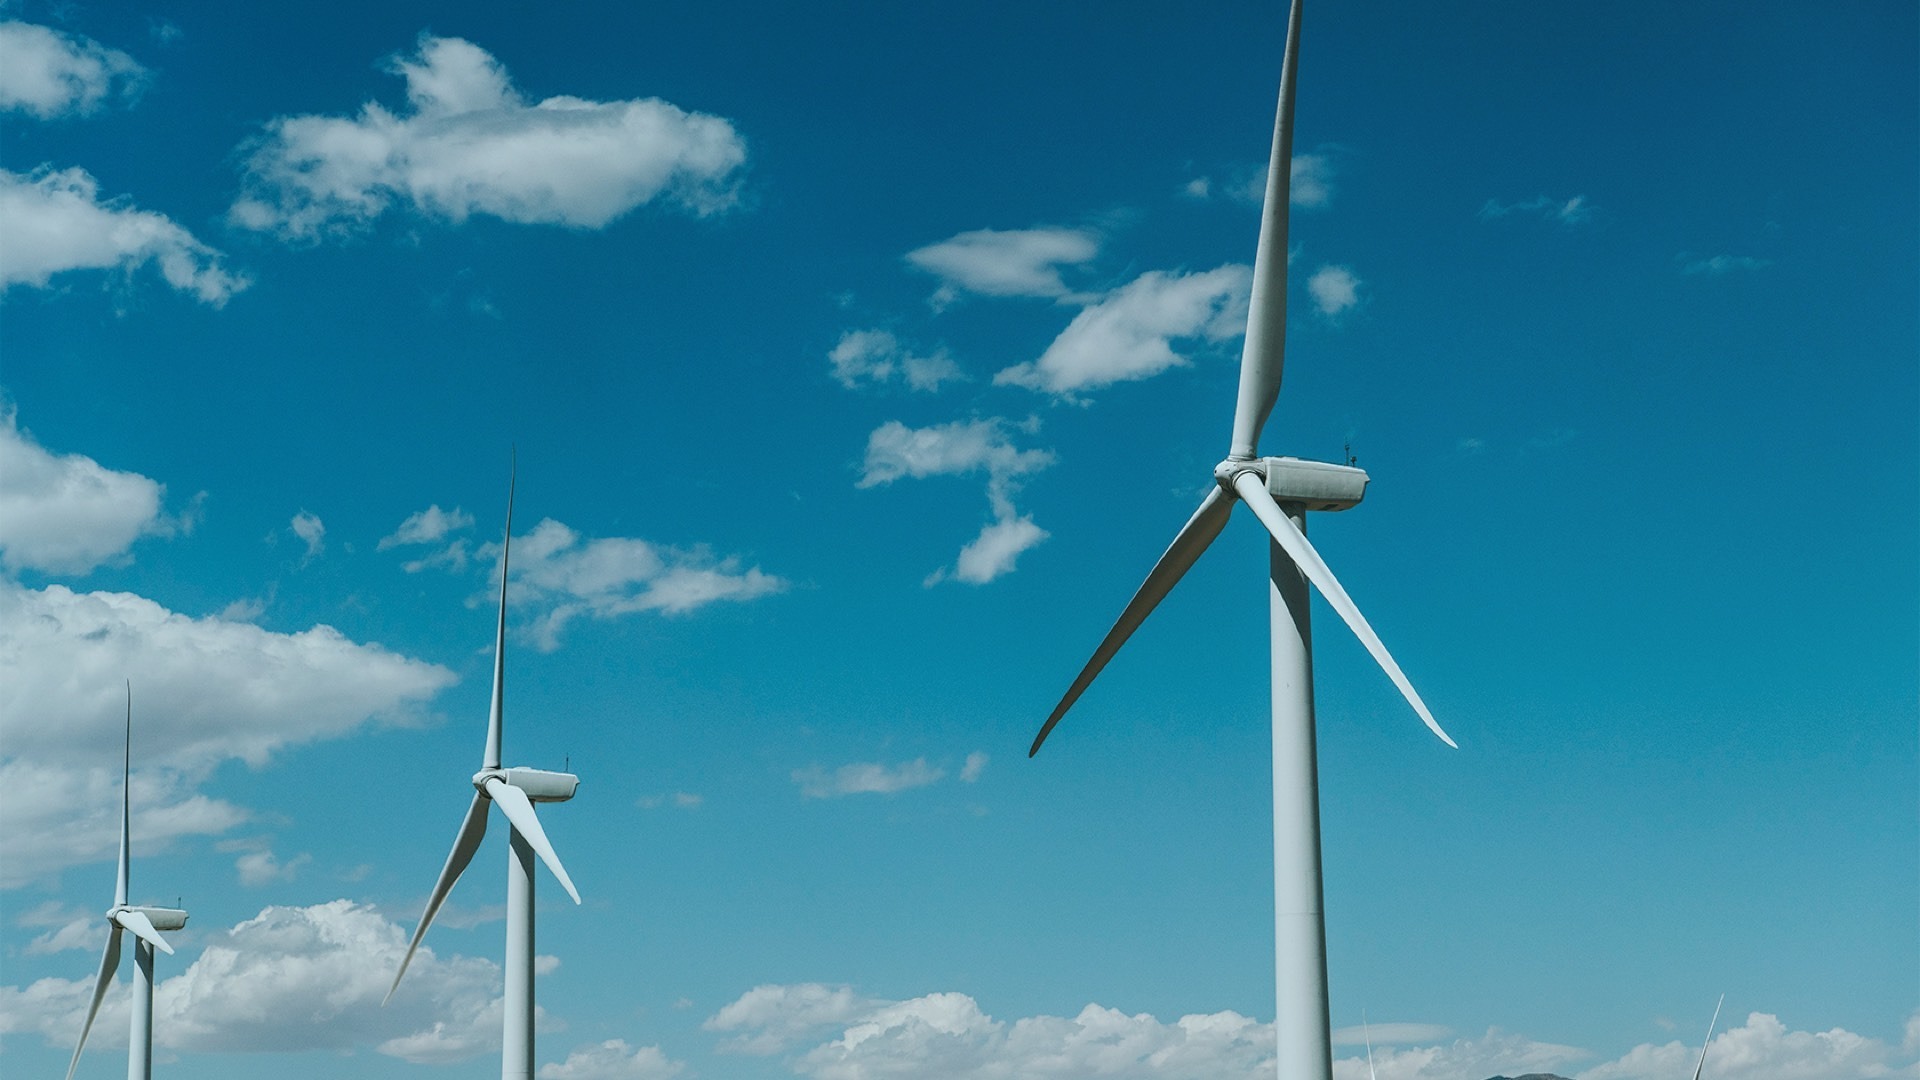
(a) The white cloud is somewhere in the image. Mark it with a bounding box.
[906,227,1099,303]
[709,985,1277,1079]
[1336,1014,1451,1045]
[949,513,1047,585]
[1333,1027,1588,1080]
[466,517,785,651]
[706,983,882,1055]
[0,407,183,575]
[17,902,97,954]
[1182,153,1333,207]
[540,1039,686,1080]
[290,510,325,564]
[993,265,1251,397]
[231,35,748,240]
[857,418,1052,492]
[959,751,988,783]
[857,418,1055,585]
[0,900,531,1062]
[636,791,703,810]
[1682,254,1770,275]
[0,20,145,119]
[1290,153,1335,208]
[792,758,944,799]
[1479,194,1593,225]
[379,504,475,549]
[233,847,312,887]
[1307,264,1362,318]
[0,166,249,304]
[1578,1011,1918,1080]
[829,329,963,393]
[0,576,455,887]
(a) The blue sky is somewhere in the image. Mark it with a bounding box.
[1,1,1914,1079]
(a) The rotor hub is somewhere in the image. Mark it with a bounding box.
[1215,455,1369,512]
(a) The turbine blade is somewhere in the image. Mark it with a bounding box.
[117,682,131,908]
[484,778,582,904]
[1364,1014,1378,1080]
[1231,472,1458,748]
[483,465,516,771]
[113,908,174,955]
[1227,0,1303,460]
[1692,993,1725,1080]
[66,927,121,1080]
[385,791,490,1005]
[1030,486,1235,756]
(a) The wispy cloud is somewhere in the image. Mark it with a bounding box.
[858,417,1055,585]
[539,1039,686,1080]
[828,329,963,393]
[0,20,146,119]
[906,226,1100,307]
[1180,151,1336,208]
[706,985,1277,1076]
[492,518,785,650]
[994,265,1251,398]
[290,511,325,566]
[1681,254,1770,275]
[0,406,184,575]
[380,504,475,549]
[1307,264,1362,318]
[0,166,249,304]
[792,758,944,798]
[1479,194,1593,225]
[231,35,747,240]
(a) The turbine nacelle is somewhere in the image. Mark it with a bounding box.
[110,905,189,933]
[473,767,580,803]
[1214,456,1370,512]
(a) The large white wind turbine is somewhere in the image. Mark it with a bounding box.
[385,474,583,1080]
[68,684,189,1080]
[1026,5,1456,1080]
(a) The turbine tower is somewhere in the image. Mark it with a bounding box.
[68,683,189,1080]
[1026,5,1457,1080]
[386,472,583,1080]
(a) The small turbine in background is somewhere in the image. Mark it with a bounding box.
[385,470,582,1080]
[67,684,189,1080]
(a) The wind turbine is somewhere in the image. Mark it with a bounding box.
[1026,5,1457,1080]
[385,473,583,1080]
[1691,994,1725,1080]
[68,683,189,1080]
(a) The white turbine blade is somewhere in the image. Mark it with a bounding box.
[1692,993,1725,1080]
[385,791,490,1005]
[1231,472,1458,748]
[1227,0,1303,460]
[1030,486,1236,756]
[483,466,516,771]
[117,682,131,907]
[66,927,121,1080]
[1364,1012,1378,1080]
[484,778,581,904]
[113,908,174,955]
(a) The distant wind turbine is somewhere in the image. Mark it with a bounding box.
[1692,994,1725,1080]
[68,683,189,1080]
[385,472,583,1080]
[1026,5,1457,1080]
